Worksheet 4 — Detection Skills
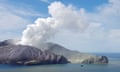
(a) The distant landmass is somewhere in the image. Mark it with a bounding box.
[0,39,108,65]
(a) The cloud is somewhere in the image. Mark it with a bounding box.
[48,2,89,32]
[19,2,89,49]
[48,0,120,52]
[0,9,29,40]
[0,2,34,30]
[18,0,120,52]
[0,32,21,40]
[0,1,46,40]
[1,0,120,52]
[0,3,30,40]
[0,1,46,17]
[97,0,120,16]
[89,0,120,29]
[0,9,29,30]
[109,29,120,38]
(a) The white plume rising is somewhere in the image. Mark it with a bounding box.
[19,2,88,49]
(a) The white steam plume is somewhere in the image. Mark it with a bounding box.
[19,2,88,48]
[19,17,58,47]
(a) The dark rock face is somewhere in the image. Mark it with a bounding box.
[98,56,109,64]
[0,45,69,65]
[80,56,109,64]
[0,39,17,46]
[0,40,11,46]
[45,43,109,64]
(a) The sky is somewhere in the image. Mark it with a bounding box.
[0,0,120,53]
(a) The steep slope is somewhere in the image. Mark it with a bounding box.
[0,39,108,64]
[46,43,108,64]
[0,44,69,65]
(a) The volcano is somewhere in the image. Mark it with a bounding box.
[0,39,108,65]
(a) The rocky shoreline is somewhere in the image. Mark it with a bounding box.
[0,40,108,65]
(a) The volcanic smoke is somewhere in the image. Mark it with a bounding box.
[19,2,88,48]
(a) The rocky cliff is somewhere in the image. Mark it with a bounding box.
[0,40,108,65]
[45,43,109,64]
[0,43,69,65]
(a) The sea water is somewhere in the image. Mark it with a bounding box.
[0,53,120,72]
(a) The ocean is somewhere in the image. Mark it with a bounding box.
[0,53,120,72]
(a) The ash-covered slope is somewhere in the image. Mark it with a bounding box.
[0,39,108,65]
[45,43,108,64]
[0,40,69,65]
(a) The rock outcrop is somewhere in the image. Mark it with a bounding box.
[0,39,12,46]
[0,44,69,65]
[45,43,109,64]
